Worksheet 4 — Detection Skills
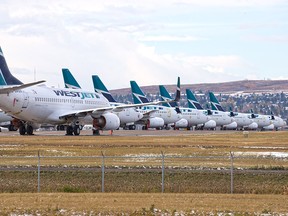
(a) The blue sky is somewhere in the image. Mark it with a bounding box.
[0,0,287,90]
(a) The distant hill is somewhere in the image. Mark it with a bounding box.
[110,80,288,95]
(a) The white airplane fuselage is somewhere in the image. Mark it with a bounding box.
[227,112,254,128]
[138,105,182,125]
[0,85,111,125]
[109,102,143,125]
[250,114,273,129]
[180,108,209,126]
[270,116,286,130]
[209,110,234,126]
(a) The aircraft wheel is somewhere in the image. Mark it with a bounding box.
[73,125,80,136]
[66,126,73,135]
[19,126,26,135]
[93,129,100,136]
[26,125,34,135]
[8,124,17,131]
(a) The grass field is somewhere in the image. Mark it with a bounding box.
[0,193,288,215]
[0,130,288,214]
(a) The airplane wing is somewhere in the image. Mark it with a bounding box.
[111,101,164,112]
[0,80,46,94]
[58,101,167,120]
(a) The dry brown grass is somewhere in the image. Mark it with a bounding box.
[1,131,288,168]
[1,131,288,214]
[0,193,287,215]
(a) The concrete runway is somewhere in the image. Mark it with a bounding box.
[0,127,242,137]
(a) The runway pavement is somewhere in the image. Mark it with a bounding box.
[0,128,242,137]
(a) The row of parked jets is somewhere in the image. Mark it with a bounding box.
[0,46,286,136]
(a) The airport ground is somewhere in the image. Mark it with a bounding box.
[0,130,288,215]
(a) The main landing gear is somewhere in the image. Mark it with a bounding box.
[66,125,80,136]
[19,124,34,135]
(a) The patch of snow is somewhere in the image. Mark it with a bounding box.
[234,151,288,158]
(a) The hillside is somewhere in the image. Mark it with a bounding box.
[110,79,288,95]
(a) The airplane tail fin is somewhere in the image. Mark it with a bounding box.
[159,84,181,113]
[270,111,275,120]
[0,69,8,86]
[159,85,172,107]
[209,92,225,112]
[0,46,23,85]
[229,107,235,117]
[186,89,203,110]
[250,109,256,118]
[62,68,81,89]
[130,81,149,104]
[92,75,117,103]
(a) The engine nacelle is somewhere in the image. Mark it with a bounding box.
[93,113,120,130]
[247,122,258,130]
[147,117,164,128]
[174,118,188,128]
[203,120,216,129]
[223,121,237,130]
[263,124,274,130]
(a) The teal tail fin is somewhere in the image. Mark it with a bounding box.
[0,46,22,85]
[186,89,203,110]
[209,92,224,111]
[159,85,172,107]
[130,81,149,104]
[159,77,181,113]
[92,75,116,103]
[0,69,8,86]
[62,68,81,89]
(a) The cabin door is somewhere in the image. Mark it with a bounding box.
[22,92,29,108]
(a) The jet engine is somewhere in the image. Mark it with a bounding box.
[247,122,258,130]
[203,120,216,129]
[147,117,165,128]
[263,124,274,130]
[174,119,188,128]
[223,121,237,130]
[93,113,120,130]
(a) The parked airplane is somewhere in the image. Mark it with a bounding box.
[92,75,168,130]
[0,48,168,136]
[0,48,21,130]
[62,68,144,129]
[186,89,233,129]
[209,91,275,130]
[268,111,286,131]
[159,78,210,130]
[130,80,182,129]
[249,109,274,130]
[209,92,256,130]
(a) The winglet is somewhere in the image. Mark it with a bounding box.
[174,76,181,102]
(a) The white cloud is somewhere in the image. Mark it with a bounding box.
[0,0,287,89]
[138,35,206,42]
